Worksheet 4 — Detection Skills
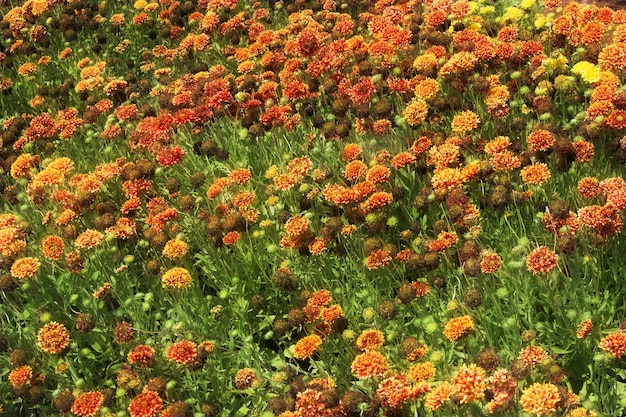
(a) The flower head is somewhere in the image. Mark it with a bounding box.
[37,322,70,354]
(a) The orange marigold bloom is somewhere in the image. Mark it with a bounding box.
[364,249,392,270]
[367,191,393,209]
[576,319,593,339]
[228,168,251,184]
[165,340,197,364]
[520,163,551,185]
[527,129,555,152]
[11,257,40,279]
[41,235,64,260]
[443,315,475,342]
[293,334,323,360]
[356,329,385,351]
[342,143,362,161]
[451,110,480,134]
[408,362,436,382]
[414,78,439,101]
[285,215,309,237]
[162,239,188,259]
[351,351,388,379]
[413,53,439,73]
[319,304,342,324]
[391,152,416,170]
[451,364,487,404]
[425,382,452,411]
[490,150,521,171]
[519,345,548,366]
[431,167,463,191]
[404,98,428,126]
[234,368,258,390]
[71,391,104,417]
[439,51,478,78]
[567,408,597,417]
[75,229,103,249]
[222,231,240,245]
[526,246,557,274]
[606,110,626,129]
[598,43,626,72]
[128,345,155,366]
[428,143,460,168]
[366,165,390,184]
[599,332,626,358]
[37,321,70,354]
[577,177,600,199]
[9,365,32,388]
[377,373,429,408]
[480,250,502,273]
[484,136,510,155]
[128,391,162,417]
[520,383,560,415]
[161,267,193,289]
[344,160,367,182]
[573,140,594,163]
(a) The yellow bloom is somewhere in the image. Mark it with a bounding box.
[502,7,523,23]
[521,0,536,9]
[479,5,495,14]
[571,61,602,84]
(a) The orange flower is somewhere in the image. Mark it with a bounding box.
[444,315,475,342]
[162,239,188,259]
[425,382,452,411]
[366,165,390,184]
[161,267,193,289]
[404,98,428,126]
[526,246,557,274]
[75,229,104,249]
[519,345,548,366]
[376,373,429,408]
[9,365,32,388]
[520,163,551,185]
[234,368,258,390]
[367,191,393,209]
[364,249,392,270]
[480,250,502,273]
[351,351,388,379]
[431,167,463,191]
[128,391,162,417]
[599,332,626,358]
[527,129,555,152]
[451,364,487,404]
[408,362,436,382]
[342,143,362,161]
[41,235,64,260]
[356,329,385,351]
[293,334,322,360]
[222,231,240,245]
[577,177,600,199]
[520,383,560,415]
[598,42,626,72]
[37,321,70,354]
[165,340,197,364]
[451,110,480,134]
[576,319,593,339]
[71,391,104,417]
[11,257,40,279]
[414,78,439,101]
[344,160,367,182]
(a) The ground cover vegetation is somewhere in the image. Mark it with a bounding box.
[0,0,625,416]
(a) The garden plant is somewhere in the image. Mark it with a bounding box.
[0,0,625,416]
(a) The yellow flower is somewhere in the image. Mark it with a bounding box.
[479,5,495,14]
[521,0,536,9]
[572,61,602,84]
[502,7,523,23]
